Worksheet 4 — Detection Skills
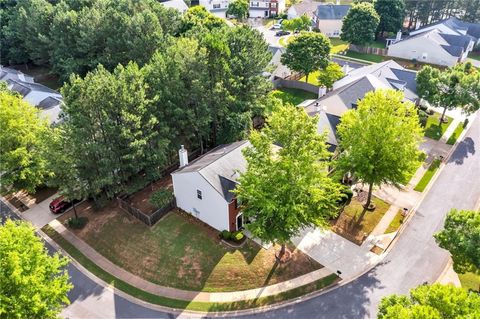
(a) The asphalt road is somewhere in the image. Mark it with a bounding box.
[2,114,479,319]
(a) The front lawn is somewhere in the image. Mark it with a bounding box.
[270,88,317,106]
[414,159,441,192]
[58,205,321,292]
[468,53,480,61]
[384,210,404,234]
[458,269,480,292]
[424,112,453,140]
[332,196,390,245]
[446,122,465,145]
[343,50,384,63]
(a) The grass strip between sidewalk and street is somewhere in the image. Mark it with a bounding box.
[414,159,441,192]
[41,225,339,312]
[446,122,465,145]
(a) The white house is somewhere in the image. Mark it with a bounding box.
[172,141,249,232]
[160,0,188,13]
[312,3,350,38]
[198,0,285,18]
[287,0,317,20]
[1,66,63,125]
[387,17,480,67]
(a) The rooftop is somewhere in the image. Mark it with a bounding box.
[315,3,350,20]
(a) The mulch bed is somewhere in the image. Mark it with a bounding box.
[125,176,173,215]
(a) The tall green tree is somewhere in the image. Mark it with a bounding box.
[336,89,423,209]
[180,5,227,34]
[226,0,249,20]
[281,15,311,32]
[435,209,480,273]
[341,2,380,45]
[417,64,480,123]
[378,284,480,319]
[0,91,53,194]
[235,104,343,259]
[374,0,405,36]
[281,32,330,83]
[0,220,72,319]
[317,62,344,89]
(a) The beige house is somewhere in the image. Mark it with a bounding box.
[313,3,350,38]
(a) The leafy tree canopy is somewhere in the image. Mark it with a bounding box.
[317,62,344,89]
[435,209,480,273]
[235,104,343,253]
[282,15,311,32]
[375,0,406,35]
[226,0,249,20]
[0,220,72,319]
[336,89,423,208]
[341,2,380,45]
[281,32,331,83]
[378,284,480,319]
[180,5,227,34]
[0,91,53,193]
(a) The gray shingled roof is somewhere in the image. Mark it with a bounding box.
[9,81,32,97]
[316,4,350,20]
[440,33,471,50]
[415,17,480,41]
[290,0,318,18]
[441,44,463,57]
[172,141,249,202]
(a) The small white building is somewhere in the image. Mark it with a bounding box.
[0,66,63,125]
[172,141,249,232]
[313,3,350,38]
[160,0,188,13]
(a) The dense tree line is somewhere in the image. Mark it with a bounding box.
[0,3,272,204]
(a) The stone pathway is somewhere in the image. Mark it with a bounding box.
[47,220,334,303]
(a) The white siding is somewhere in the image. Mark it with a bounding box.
[387,37,458,66]
[172,172,230,231]
[287,6,297,19]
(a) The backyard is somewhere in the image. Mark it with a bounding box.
[270,88,316,106]
[332,194,390,245]
[57,205,322,292]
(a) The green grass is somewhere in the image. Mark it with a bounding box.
[424,112,453,140]
[446,122,465,145]
[329,38,349,54]
[384,210,404,234]
[270,88,317,106]
[468,53,480,61]
[42,225,339,312]
[458,269,480,292]
[401,152,427,184]
[365,40,386,49]
[299,71,320,85]
[279,35,294,47]
[343,50,384,63]
[414,159,441,192]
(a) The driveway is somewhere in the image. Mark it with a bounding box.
[22,193,61,228]
[254,25,280,47]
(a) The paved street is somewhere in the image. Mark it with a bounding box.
[1,114,479,318]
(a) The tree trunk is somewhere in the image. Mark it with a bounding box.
[73,203,78,220]
[279,243,286,257]
[440,105,447,123]
[365,182,373,209]
[305,73,309,83]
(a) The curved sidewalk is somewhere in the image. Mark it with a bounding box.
[48,219,334,303]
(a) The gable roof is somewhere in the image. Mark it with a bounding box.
[173,141,249,202]
[316,4,350,20]
[289,0,318,18]
[414,17,480,41]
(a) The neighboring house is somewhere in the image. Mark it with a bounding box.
[387,17,480,67]
[197,0,285,18]
[287,0,317,20]
[266,45,292,83]
[305,60,418,151]
[160,0,188,13]
[1,66,62,125]
[172,142,249,232]
[312,3,350,38]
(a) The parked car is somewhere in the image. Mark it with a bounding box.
[272,19,284,29]
[49,196,80,214]
[275,30,290,36]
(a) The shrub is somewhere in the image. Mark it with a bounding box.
[68,217,88,229]
[233,231,244,242]
[220,230,232,240]
[418,110,428,127]
[338,185,354,205]
[149,189,173,208]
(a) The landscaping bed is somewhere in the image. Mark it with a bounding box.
[331,194,390,245]
[57,206,322,292]
[124,175,173,215]
[414,159,441,192]
[424,112,452,140]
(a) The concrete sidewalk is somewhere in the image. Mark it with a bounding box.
[48,219,335,303]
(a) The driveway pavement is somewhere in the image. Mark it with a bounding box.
[22,193,60,228]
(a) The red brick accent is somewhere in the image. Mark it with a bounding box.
[228,199,240,232]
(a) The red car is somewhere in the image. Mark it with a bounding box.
[49,196,79,214]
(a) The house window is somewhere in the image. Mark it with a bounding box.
[251,2,259,7]
[197,189,202,200]
[213,3,220,8]
[270,2,276,7]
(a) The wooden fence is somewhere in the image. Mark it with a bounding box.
[117,195,175,226]
[349,44,388,56]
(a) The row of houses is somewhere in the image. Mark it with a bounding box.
[171,59,419,233]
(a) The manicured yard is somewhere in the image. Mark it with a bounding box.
[424,112,453,140]
[299,71,320,85]
[384,210,404,234]
[366,40,386,49]
[270,88,317,106]
[332,195,390,245]
[57,205,321,292]
[42,225,339,311]
[414,159,441,192]
[329,38,349,54]
[446,122,465,145]
[458,269,480,292]
[344,50,384,63]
